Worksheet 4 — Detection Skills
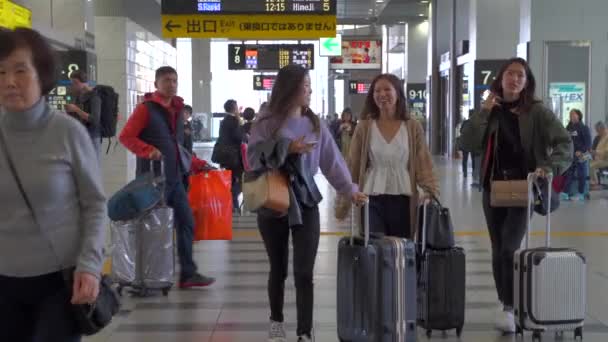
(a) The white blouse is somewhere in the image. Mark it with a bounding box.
[363,121,412,196]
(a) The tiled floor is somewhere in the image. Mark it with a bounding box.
[86,146,608,342]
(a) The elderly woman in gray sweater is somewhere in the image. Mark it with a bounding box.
[0,29,107,341]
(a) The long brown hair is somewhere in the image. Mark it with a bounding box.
[258,64,320,136]
[361,73,410,121]
[490,57,540,112]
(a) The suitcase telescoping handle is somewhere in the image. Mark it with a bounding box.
[421,200,430,255]
[350,199,370,247]
[524,172,553,249]
[150,158,166,205]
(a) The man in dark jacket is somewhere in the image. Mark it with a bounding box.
[66,70,102,157]
[215,99,244,212]
[120,66,215,289]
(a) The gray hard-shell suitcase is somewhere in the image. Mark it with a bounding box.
[337,202,417,342]
[513,173,586,341]
[110,160,175,297]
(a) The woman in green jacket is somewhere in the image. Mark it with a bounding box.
[471,57,572,333]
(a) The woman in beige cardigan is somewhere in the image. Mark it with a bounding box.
[336,73,439,238]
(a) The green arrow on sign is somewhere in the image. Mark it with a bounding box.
[323,38,339,51]
[319,36,342,56]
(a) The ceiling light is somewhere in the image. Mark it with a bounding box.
[420,0,429,3]
[376,0,384,3]
[418,13,425,16]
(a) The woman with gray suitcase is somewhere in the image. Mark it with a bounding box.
[470,57,572,333]
[247,65,366,342]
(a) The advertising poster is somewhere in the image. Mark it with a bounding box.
[329,40,382,69]
[549,82,586,127]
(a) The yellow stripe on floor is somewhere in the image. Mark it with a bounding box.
[101,230,608,274]
[229,230,608,238]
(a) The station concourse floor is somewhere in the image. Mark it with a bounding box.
[86,147,608,342]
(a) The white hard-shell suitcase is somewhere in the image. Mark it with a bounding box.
[513,173,586,341]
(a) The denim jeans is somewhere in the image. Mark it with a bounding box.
[166,183,198,279]
[0,271,81,342]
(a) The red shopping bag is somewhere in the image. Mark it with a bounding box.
[189,170,233,241]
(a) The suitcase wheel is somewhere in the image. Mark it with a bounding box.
[426,329,432,338]
[574,327,583,340]
[456,326,463,338]
[532,331,542,342]
[162,287,171,296]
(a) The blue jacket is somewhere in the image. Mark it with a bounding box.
[567,122,591,154]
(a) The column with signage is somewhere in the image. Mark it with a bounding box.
[473,60,507,112]
[407,83,428,130]
[161,0,336,39]
[47,50,98,111]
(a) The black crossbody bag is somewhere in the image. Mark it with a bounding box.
[0,125,120,336]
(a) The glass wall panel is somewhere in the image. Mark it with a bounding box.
[545,41,591,126]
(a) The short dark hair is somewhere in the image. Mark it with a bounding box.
[570,109,583,122]
[243,107,255,121]
[0,28,57,95]
[183,105,193,113]
[362,73,410,121]
[224,99,237,113]
[70,69,88,83]
[155,66,177,80]
[595,121,605,130]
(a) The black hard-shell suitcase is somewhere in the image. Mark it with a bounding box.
[417,202,466,338]
[337,202,417,342]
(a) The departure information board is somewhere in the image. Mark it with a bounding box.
[253,75,277,91]
[163,0,336,15]
[229,44,314,70]
[348,81,371,94]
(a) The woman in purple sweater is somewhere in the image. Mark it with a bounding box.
[248,65,367,342]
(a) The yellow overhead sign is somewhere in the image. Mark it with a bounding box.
[0,0,32,30]
[161,14,336,39]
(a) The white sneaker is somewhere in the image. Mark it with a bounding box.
[495,309,516,333]
[268,320,286,342]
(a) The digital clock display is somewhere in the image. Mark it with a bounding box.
[163,0,336,15]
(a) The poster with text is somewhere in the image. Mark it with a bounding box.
[549,82,586,127]
[329,40,382,70]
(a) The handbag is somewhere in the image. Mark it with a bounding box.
[533,176,560,216]
[242,169,290,214]
[211,143,242,170]
[0,127,121,336]
[417,198,455,249]
[490,180,528,207]
[107,160,164,221]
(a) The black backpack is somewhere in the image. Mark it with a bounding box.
[94,85,119,139]
[94,85,119,153]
